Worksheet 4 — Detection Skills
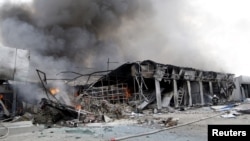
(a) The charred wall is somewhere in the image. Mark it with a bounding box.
[78,60,235,109]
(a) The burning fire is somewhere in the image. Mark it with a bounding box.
[75,104,82,110]
[49,88,60,95]
[0,94,3,100]
[125,88,131,99]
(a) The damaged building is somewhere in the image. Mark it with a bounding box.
[0,46,30,119]
[76,60,236,113]
[232,75,250,101]
[0,46,245,125]
[29,59,238,125]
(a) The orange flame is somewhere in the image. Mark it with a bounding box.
[74,92,79,97]
[49,88,60,95]
[75,104,82,110]
[125,88,131,99]
[0,94,3,100]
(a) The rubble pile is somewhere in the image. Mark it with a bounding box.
[1,60,250,129]
[32,98,131,126]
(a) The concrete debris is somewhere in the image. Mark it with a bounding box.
[234,103,250,114]
[130,112,144,118]
[161,117,173,125]
[237,109,250,114]
[161,117,179,127]
[65,119,80,127]
[100,100,123,119]
[1,59,250,131]
[221,113,236,118]
[220,110,242,118]
[210,104,239,111]
[104,115,113,123]
[12,112,33,122]
[230,110,242,116]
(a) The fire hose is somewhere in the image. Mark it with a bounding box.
[111,111,228,141]
[0,118,12,139]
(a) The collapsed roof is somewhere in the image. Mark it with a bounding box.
[78,60,235,110]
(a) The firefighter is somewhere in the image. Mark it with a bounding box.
[212,95,219,105]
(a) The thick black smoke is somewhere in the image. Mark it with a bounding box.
[0,0,153,104]
[1,0,235,104]
[0,0,153,80]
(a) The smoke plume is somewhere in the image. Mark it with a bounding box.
[1,0,239,104]
[0,0,153,80]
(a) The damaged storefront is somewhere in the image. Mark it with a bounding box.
[0,57,237,126]
[75,60,236,113]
